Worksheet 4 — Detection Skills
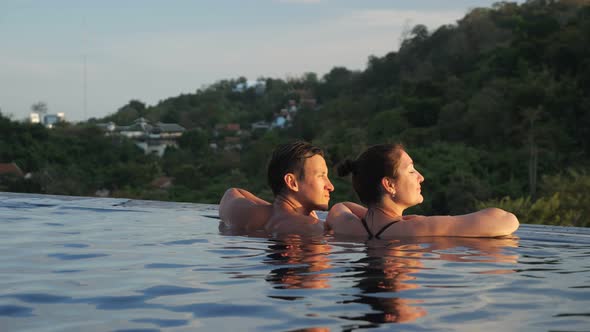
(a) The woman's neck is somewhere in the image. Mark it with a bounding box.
[369,200,405,220]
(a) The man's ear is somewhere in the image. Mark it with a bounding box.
[284,173,299,192]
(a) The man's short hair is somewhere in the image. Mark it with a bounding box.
[267,141,324,196]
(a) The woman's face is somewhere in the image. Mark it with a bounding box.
[392,150,424,208]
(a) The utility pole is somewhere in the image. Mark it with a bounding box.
[82,16,88,121]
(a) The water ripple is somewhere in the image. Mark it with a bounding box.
[48,253,109,260]
[44,222,64,227]
[172,302,280,318]
[2,193,590,331]
[84,295,157,310]
[144,263,195,269]
[0,304,34,317]
[162,239,208,245]
[6,293,71,303]
[62,243,89,248]
[140,285,208,297]
[131,318,189,327]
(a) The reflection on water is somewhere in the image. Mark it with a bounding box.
[265,235,333,290]
[261,234,520,327]
[340,241,427,325]
[2,193,590,331]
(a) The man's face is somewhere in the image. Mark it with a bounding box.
[295,154,334,212]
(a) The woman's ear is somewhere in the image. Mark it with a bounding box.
[380,177,396,195]
[284,173,299,192]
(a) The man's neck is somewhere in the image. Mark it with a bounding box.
[273,194,313,216]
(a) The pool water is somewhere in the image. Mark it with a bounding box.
[1,192,589,331]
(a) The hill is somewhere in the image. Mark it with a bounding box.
[3,0,590,226]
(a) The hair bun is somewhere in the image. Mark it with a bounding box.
[337,159,356,177]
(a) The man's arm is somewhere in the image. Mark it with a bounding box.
[219,188,272,231]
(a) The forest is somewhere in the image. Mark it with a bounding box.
[1,0,589,227]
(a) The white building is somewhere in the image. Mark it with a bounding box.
[29,113,40,124]
[96,118,186,157]
[29,112,65,128]
[232,80,266,94]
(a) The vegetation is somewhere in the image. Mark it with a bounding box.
[477,170,590,227]
[2,0,589,226]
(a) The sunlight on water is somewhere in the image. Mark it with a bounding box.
[1,192,589,331]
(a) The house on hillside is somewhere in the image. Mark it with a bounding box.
[251,121,270,131]
[0,162,25,178]
[210,123,243,150]
[214,123,241,137]
[292,89,317,110]
[233,80,266,95]
[0,162,27,191]
[151,176,174,189]
[96,118,185,157]
[251,91,317,132]
[29,112,66,128]
[223,136,242,151]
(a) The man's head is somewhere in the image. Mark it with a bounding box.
[268,141,324,196]
[267,141,334,211]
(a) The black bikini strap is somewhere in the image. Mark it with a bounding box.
[360,218,373,239]
[374,220,400,239]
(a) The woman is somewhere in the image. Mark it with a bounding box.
[326,144,519,238]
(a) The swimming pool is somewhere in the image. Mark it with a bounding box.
[1,192,588,331]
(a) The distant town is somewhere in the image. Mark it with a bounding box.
[22,81,317,157]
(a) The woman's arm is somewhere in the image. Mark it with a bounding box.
[326,202,368,235]
[219,188,272,230]
[340,202,368,218]
[383,208,519,238]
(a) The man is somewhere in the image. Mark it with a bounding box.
[219,141,334,235]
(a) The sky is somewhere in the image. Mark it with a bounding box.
[0,0,523,122]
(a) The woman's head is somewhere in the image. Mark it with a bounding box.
[338,144,424,208]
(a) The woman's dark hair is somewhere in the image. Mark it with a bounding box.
[337,143,404,206]
[267,141,324,196]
